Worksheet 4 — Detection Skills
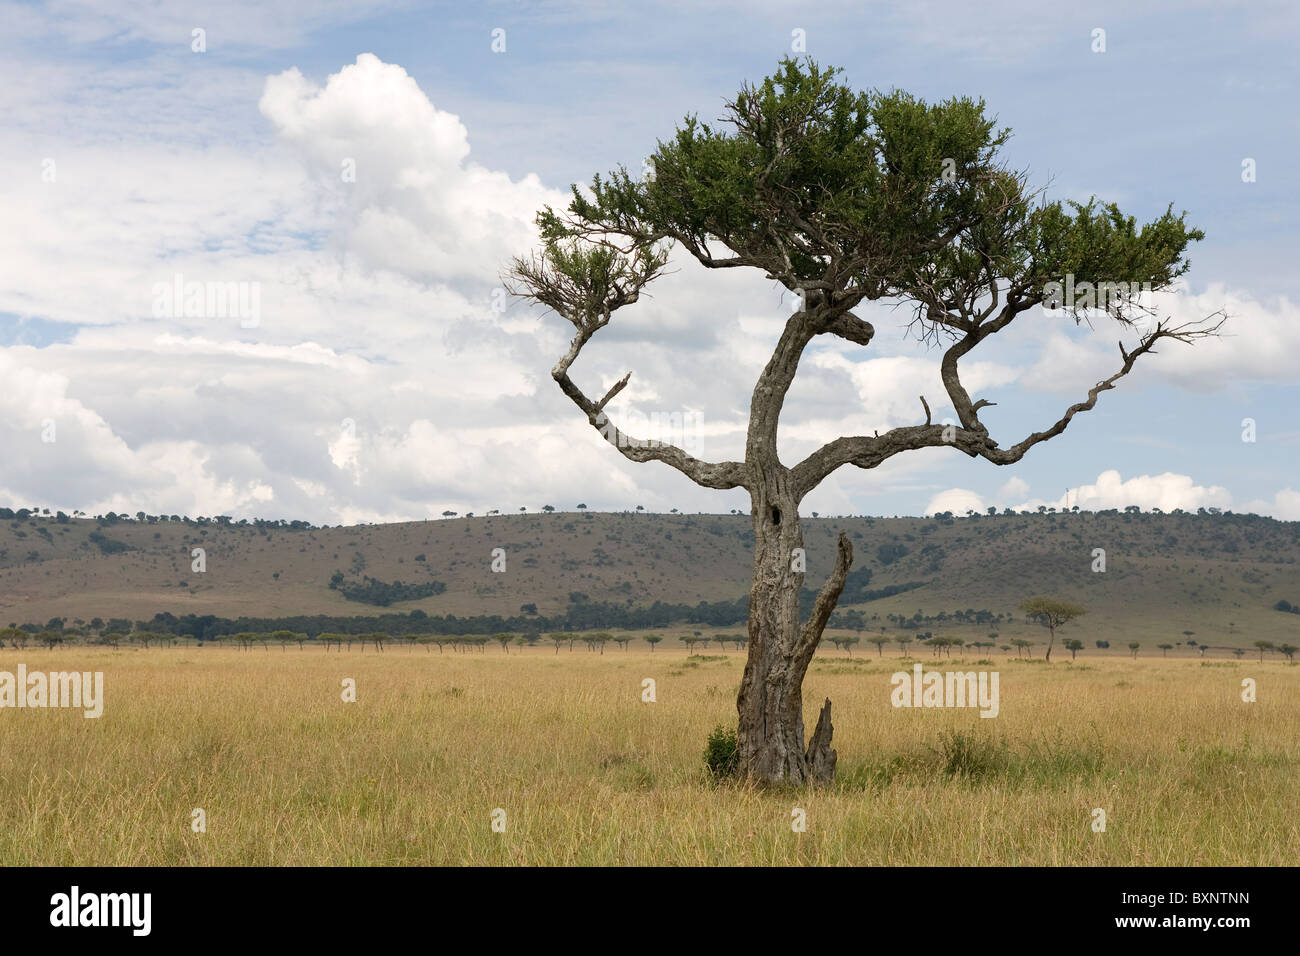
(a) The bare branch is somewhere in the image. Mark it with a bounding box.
[506,233,748,491]
[595,371,632,412]
[790,310,1226,495]
[979,312,1226,465]
[552,331,748,491]
[793,532,853,669]
[813,310,875,346]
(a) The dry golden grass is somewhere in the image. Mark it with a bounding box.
[1,646,1296,865]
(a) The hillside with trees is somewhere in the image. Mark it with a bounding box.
[0,506,1297,651]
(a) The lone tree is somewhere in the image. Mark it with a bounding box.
[1019,597,1086,663]
[506,59,1220,785]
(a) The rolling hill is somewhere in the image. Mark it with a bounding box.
[1,507,1299,651]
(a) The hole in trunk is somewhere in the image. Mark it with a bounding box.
[770,506,782,526]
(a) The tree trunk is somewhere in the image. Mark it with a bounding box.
[736,482,851,786]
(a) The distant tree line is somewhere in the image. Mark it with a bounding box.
[327,572,447,607]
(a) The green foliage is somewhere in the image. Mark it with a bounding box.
[1019,596,1086,630]
[932,730,1003,777]
[523,56,1202,329]
[87,531,132,555]
[334,576,446,607]
[703,723,740,779]
[876,542,909,566]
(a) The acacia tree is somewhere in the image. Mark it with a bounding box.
[507,59,1219,785]
[1020,597,1086,663]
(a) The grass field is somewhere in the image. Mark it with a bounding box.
[2,646,1296,865]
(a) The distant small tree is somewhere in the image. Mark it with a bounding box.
[495,632,514,653]
[1254,640,1274,662]
[1277,643,1297,663]
[894,634,913,656]
[1232,647,1245,659]
[549,632,567,655]
[1063,638,1084,660]
[1018,597,1086,663]
[643,635,662,653]
[1157,642,1174,658]
[1128,641,1140,659]
[868,635,889,657]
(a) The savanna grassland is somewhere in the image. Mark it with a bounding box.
[2,645,1296,865]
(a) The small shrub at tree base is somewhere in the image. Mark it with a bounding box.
[703,723,740,779]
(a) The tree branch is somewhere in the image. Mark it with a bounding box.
[790,311,1225,496]
[793,532,853,672]
[552,331,749,491]
[977,313,1225,465]
[812,310,875,346]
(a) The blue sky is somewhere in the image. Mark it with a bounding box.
[1,1,1297,522]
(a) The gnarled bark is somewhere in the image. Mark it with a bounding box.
[736,479,852,785]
